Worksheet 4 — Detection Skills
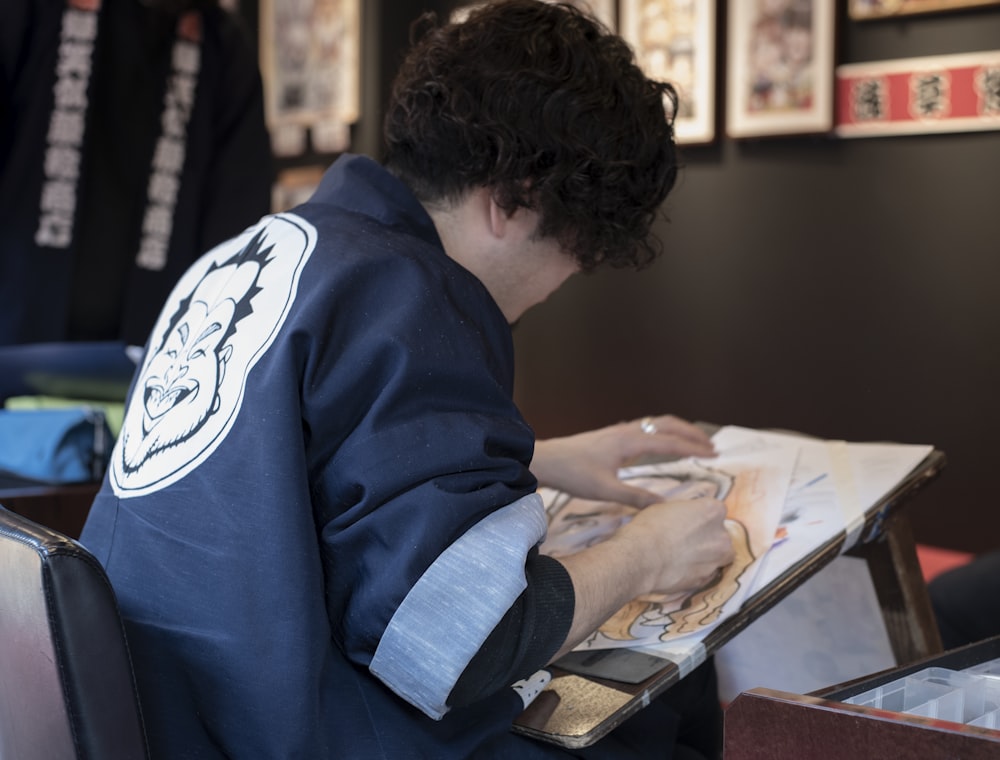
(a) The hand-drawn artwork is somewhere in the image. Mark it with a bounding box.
[259,0,360,156]
[542,464,734,558]
[710,426,934,597]
[596,518,755,643]
[726,0,836,138]
[620,0,718,144]
[540,450,792,649]
[111,214,316,497]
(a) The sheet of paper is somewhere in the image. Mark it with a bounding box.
[710,427,932,593]
[540,436,795,650]
[715,555,897,703]
[540,425,933,659]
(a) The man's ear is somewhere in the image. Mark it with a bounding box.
[488,194,509,239]
[488,195,539,243]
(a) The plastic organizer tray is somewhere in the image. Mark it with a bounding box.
[843,659,1000,729]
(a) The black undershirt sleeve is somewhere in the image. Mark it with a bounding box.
[447,552,575,708]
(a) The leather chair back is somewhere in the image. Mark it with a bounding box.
[0,504,149,759]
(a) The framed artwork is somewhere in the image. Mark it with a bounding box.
[725,0,836,138]
[620,0,718,144]
[848,0,1000,20]
[835,51,1000,137]
[259,0,361,157]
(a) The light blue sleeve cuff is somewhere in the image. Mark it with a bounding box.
[369,493,548,719]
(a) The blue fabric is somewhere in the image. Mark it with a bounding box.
[372,493,547,718]
[80,155,572,758]
[0,407,111,483]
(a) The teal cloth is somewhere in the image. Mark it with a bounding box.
[0,407,112,484]
[5,395,124,438]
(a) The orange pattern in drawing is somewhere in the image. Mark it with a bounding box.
[541,459,778,647]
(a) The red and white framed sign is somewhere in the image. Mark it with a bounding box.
[836,51,1000,138]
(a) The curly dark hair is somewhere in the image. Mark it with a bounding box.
[382,0,679,272]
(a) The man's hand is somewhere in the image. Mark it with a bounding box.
[531,415,716,507]
[553,496,736,659]
[621,497,736,595]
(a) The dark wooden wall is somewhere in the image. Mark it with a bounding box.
[509,5,1000,554]
[263,1,999,553]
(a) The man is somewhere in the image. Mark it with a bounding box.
[80,2,735,757]
[0,0,271,346]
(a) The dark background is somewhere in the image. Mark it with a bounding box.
[249,1,1000,553]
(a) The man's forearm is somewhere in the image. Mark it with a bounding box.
[550,529,657,661]
[547,497,735,661]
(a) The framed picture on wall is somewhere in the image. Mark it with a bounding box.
[620,0,718,144]
[725,0,836,138]
[848,0,1000,20]
[259,0,361,156]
